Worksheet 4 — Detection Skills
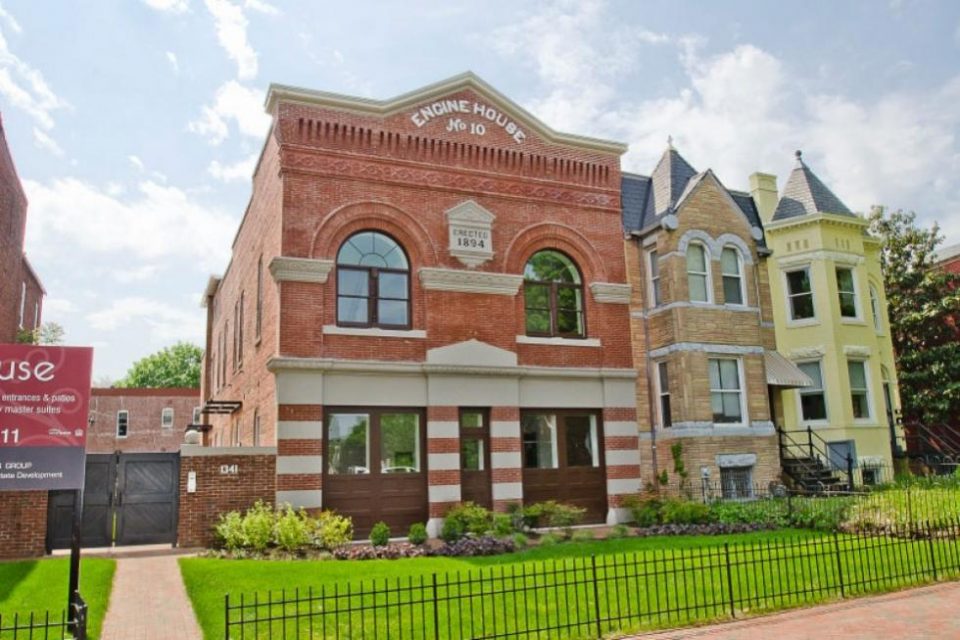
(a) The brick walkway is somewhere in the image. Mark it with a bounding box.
[632,581,960,639]
[99,553,202,640]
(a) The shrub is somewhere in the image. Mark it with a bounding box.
[628,498,663,527]
[512,532,529,548]
[571,529,595,542]
[538,532,563,547]
[334,543,426,560]
[370,521,391,547]
[635,522,772,537]
[214,510,245,551]
[660,499,710,525]
[524,501,586,536]
[431,535,515,557]
[440,515,465,543]
[492,513,515,538]
[407,522,428,546]
[312,511,354,550]
[242,501,275,552]
[606,523,630,539]
[444,502,493,539]
[275,506,311,552]
[505,502,534,531]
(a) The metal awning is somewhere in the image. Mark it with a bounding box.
[765,351,813,388]
[201,400,242,415]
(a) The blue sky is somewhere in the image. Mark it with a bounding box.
[2,0,959,380]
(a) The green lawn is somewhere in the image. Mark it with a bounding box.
[181,530,827,639]
[0,557,115,639]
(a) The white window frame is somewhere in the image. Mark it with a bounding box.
[720,465,755,500]
[646,248,661,308]
[192,406,202,424]
[782,266,817,326]
[18,281,26,328]
[686,242,712,303]
[847,359,873,423]
[708,357,747,426]
[869,283,884,333]
[253,410,261,447]
[654,360,672,428]
[161,407,174,429]
[116,410,129,438]
[835,266,861,321]
[795,359,829,425]
[720,246,746,306]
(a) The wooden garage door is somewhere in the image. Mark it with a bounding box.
[521,411,606,523]
[323,408,427,537]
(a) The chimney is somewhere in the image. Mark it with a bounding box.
[749,172,778,225]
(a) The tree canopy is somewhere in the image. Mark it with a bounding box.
[115,342,203,388]
[868,207,960,425]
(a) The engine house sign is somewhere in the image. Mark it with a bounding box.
[409,99,527,144]
[446,200,496,268]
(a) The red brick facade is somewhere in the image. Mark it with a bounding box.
[0,490,47,559]
[87,388,200,454]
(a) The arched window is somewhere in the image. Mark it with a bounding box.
[721,246,744,305]
[869,284,883,332]
[523,250,584,338]
[336,231,410,328]
[686,242,711,303]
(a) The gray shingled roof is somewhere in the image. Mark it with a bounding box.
[621,173,650,232]
[772,153,854,221]
[643,147,697,225]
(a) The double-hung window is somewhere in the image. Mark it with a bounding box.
[657,361,672,428]
[709,358,744,424]
[785,268,815,320]
[836,268,858,318]
[869,284,883,332]
[336,231,410,328]
[686,243,710,302]
[797,361,827,422]
[161,407,174,429]
[848,360,871,420]
[646,248,661,307]
[116,410,129,438]
[721,247,744,305]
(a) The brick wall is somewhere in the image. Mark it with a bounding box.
[0,490,47,559]
[177,447,276,548]
[0,117,36,343]
[87,388,199,454]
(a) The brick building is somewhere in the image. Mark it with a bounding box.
[0,113,44,343]
[202,73,641,535]
[87,388,200,454]
[935,243,960,275]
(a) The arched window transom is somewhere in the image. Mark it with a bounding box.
[523,250,585,337]
[336,231,410,328]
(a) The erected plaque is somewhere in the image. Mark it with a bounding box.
[0,344,93,490]
[446,200,495,268]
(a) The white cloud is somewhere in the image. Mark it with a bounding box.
[244,0,278,15]
[0,29,68,131]
[42,297,77,316]
[143,0,190,14]
[87,296,204,343]
[32,126,64,157]
[128,155,145,171]
[113,264,163,283]
[208,152,256,182]
[0,3,22,33]
[188,80,269,144]
[166,51,179,75]
[205,0,257,80]
[24,177,236,271]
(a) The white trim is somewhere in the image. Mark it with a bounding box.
[648,343,765,359]
[516,335,601,347]
[180,445,278,456]
[269,257,334,283]
[419,268,523,296]
[782,264,818,325]
[492,482,523,501]
[590,282,632,304]
[604,449,640,466]
[491,451,522,469]
[427,421,459,439]
[653,360,669,429]
[655,424,776,438]
[834,265,862,321]
[277,421,323,440]
[276,490,322,509]
[716,453,757,468]
[116,409,129,439]
[633,301,762,318]
[843,345,872,357]
[846,358,874,423]
[428,484,461,503]
[427,453,460,471]
[603,421,638,438]
[869,283,885,334]
[685,240,713,303]
[277,455,322,475]
[490,421,520,438]
[645,246,661,309]
[777,250,864,268]
[607,478,641,495]
[794,359,829,425]
[708,357,748,427]
[161,407,174,430]
[322,325,427,339]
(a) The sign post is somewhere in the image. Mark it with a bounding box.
[0,344,93,637]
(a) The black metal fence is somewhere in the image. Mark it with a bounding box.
[0,594,86,640]
[225,520,960,639]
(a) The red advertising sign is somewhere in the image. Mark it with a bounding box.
[0,344,93,490]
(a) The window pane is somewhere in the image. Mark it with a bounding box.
[337,297,368,324]
[848,361,867,389]
[525,309,550,334]
[791,293,815,319]
[836,268,854,292]
[648,251,659,278]
[338,269,369,296]
[381,413,420,473]
[689,274,708,302]
[524,283,549,308]
[723,276,743,304]
[711,392,724,418]
[521,414,557,469]
[720,360,740,389]
[787,269,811,295]
[839,292,857,317]
[851,392,869,419]
[461,439,484,470]
[461,412,484,429]
[722,393,742,420]
[686,244,706,272]
[721,248,740,275]
[557,310,583,335]
[658,362,669,388]
[524,251,580,283]
[378,272,408,299]
[708,360,721,389]
[557,285,580,310]
[328,414,369,474]
[565,415,598,467]
[660,395,672,427]
[798,361,823,388]
[377,300,409,326]
[801,393,827,421]
[338,231,408,269]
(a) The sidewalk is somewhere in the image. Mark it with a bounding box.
[99,551,202,640]
[633,581,960,639]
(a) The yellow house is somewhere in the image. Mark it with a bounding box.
[751,152,903,486]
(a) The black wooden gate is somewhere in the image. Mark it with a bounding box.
[47,452,179,549]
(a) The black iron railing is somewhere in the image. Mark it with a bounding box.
[225,520,960,639]
[777,426,854,491]
[0,593,86,640]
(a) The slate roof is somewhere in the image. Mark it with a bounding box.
[620,146,765,247]
[772,152,854,221]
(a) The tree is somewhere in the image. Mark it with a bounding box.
[115,342,203,388]
[15,321,65,345]
[868,206,960,424]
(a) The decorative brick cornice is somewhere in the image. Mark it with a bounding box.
[269,257,334,283]
[589,282,632,304]
[419,267,522,295]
